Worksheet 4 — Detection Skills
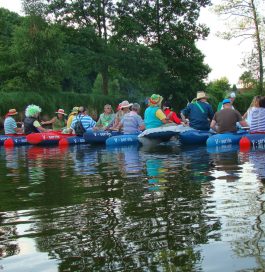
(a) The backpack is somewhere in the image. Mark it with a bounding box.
[74,116,86,136]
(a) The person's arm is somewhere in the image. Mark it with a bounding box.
[41,117,56,125]
[210,119,217,131]
[156,109,172,124]
[14,127,23,133]
[171,112,182,124]
[33,120,50,132]
[239,120,249,128]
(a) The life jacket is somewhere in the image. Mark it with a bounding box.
[24,117,39,135]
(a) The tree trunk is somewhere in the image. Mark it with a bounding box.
[250,0,263,94]
[102,66,108,95]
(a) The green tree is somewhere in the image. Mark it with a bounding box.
[214,0,264,94]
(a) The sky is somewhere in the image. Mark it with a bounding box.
[0,0,251,85]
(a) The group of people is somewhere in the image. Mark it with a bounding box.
[3,91,265,136]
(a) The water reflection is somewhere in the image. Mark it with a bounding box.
[0,144,265,271]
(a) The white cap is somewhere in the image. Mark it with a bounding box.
[229,92,236,98]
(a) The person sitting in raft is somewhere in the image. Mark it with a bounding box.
[4,109,24,135]
[109,100,132,131]
[242,95,261,127]
[249,96,265,132]
[180,91,214,131]
[144,94,172,129]
[67,106,79,129]
[217,92,236,111]
[162,101,182,125]
[210,99,248,133]
[93,104,115,131]
[24,104,51,134]
[117,103,145,134]
[41,109,67,131]
[69,106,96,134]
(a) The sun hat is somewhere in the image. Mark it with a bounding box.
[194,91,208,100]
[6,109,18,116]
[25,104,42,117]
[120,100,133,109]
[71,106,79,113]
[222,98,231,105]
[149,94,163,106]
[55,109,67,115]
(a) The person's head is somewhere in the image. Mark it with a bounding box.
[5,109,18,119]
[250,96,261,107]
[71,106,79,115]
[104,104,113,114]
[259,96,265,108]
[194,91,208,102]
[149,94,163,107]
[222,98,231,108]
[78,106,87,115]
[55,109,67,119]
[25,104,42,118]
[228,92,236,104]
[131,103,141,113]
[119,100,132,113]
[162,101,172,110]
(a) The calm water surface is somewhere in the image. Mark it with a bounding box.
[0,143,265,271]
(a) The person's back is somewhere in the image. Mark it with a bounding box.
[181,92,214,131]
[70,107,96,133]
[249,96,265,132]
[210,99,248,133]
[121,103,145,134]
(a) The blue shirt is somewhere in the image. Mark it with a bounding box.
[144,106,164,129]
[70,114,96,131]
[121,111,144,134]
[181,101,214,130]
[4,116,17,134]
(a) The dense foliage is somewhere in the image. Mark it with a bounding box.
[0,0,211,108]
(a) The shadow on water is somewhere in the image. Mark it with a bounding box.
[0,143,265,271]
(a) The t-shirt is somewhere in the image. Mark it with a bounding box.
[164,108,181,124]
[70,114,96,131]
[250,108,265,132]
[213,108,242,133]
[120,111,144,134]
[181,101,214,130]
[4,117,17,134]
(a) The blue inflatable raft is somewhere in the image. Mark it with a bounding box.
[207,131,247,147]
[179,130,213,145]
[59,136,90,146]
[106,134,140,146]
[83,130,121,144]
[239,133,265,150]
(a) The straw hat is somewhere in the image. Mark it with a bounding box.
[120,100,133,109]
[149,94,163,106]
[194,91,208,101]
[6,109,18,116]
[71,106,79,113]
[55,109,67,115]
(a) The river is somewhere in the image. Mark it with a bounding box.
[0,143,265,271]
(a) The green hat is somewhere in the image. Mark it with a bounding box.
[25,104,42,117]
[149,94,163,106]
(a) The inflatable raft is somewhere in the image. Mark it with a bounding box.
[106,134,140,146]
[26,132,72,145]
[83,130,121,144]
[239,133,265,151]
[207,130,247,147]
[138,125,192,145]
[179,130,213,145]
[0,134,26,146]
[59,136,90,146]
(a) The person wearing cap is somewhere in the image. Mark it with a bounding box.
[144,94,173,129]
[24,104,51,134]
[180,91,214,131]
[66,107,79,129]
[162,101,182,125]
[4,109,23,135]
[210,99,248,133]
[94,104,115,131]
[117,103,145,134]
[217,92,236,111]
[41,109,67,131]
[69,106,96,134]
[109,100,132,131]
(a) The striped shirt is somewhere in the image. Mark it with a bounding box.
[4,117,17,134]
[250,108,265,132]
[121,111,144,134]
[70,114,96,131]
